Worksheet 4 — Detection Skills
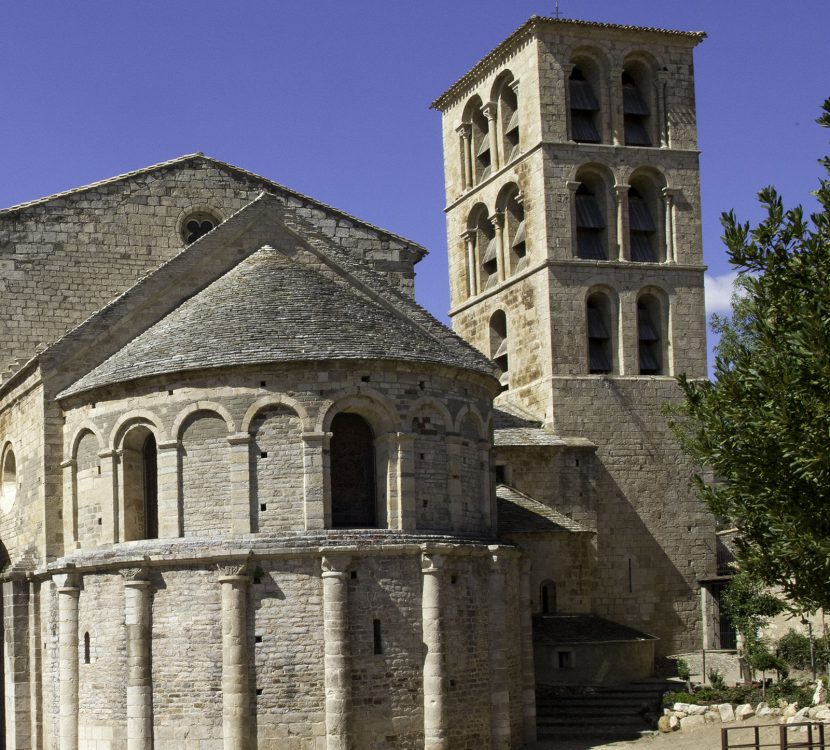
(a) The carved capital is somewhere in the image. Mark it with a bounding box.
[421,551,446,575]
[217,560,253,580]
[662,186,681,199]
[482,101,498,121]
[514,189,525,206]
[566,180,582,193]
[508,78,520,94]
[320,553,352,577]
[614,183,630,199]
[227,432,251,447]
[156,440,181,452]
[489,212,505,230]
[54,570,81,592]
[456,122,472,140]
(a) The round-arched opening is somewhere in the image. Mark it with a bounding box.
[574,173,609,260]
[330,413,377,528]
[1,446,17,514]
[622,64,653,146]
[569,62,602,143]
[122,426,158,541]
[586,293,614,374]
[180,211,221,245]
[540,580,557,615]
[637,293,665,375]
[489,310,509,391]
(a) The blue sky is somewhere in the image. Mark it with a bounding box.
[2,1,828,368]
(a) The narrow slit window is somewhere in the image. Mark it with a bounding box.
[373,619,383,655]
[83,632,91,664]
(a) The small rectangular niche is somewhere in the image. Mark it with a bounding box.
[255,635,263,644]
[260,451,268,459]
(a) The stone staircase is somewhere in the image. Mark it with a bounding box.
[536,679,677,739]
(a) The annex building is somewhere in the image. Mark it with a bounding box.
[0,15,718,750]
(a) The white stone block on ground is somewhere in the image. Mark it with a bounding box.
[735,704,755,721]
[718,703,735,722]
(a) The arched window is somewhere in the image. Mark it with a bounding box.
[330,413,376,528]
[540,580,557,614]
[498,76,520,163]
[473,207,498,289]
[574,182,607,260]
[497,184,527,275]
[622,69,652,146]
[470,104,491,184]
[1,445,17,514]
[628,187,657,262]
[638,294,665,375]
[569,66,601,143]
[490,310,509,391]
[122,426,158,541]
[586,293,614,374]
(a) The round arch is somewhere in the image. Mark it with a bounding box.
[171,401,236,440]
[241,395,310,434]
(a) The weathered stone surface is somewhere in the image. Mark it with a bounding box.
[680,715,706,731]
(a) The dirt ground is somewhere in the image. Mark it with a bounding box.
[530,718,813,750]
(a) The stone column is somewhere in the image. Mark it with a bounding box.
[662,187,680,263]
[396,432,417,531]
[445,436,464,531]
[322,554,352,750]
[227,433,252,535]
[519,558,537,744]
[219,563,251,750]
[302,431,330,530]
[610,67,624,146]
[56,573,80,750]
[60,459,78,551]
[483,101,500,172]
[122,568,153,750]
[4,576,32,749]
[488,549,511,749]
[421,551,447,750]
[156,440,181,538]
[456,123,472,191]
[479,439,494,534]
[98,449,119,544]
[461,230,478,297]
[614,184,630,261]
[29,577,43,750]
[490,212,506,282]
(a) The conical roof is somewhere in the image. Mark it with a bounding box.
[62,244,496,396]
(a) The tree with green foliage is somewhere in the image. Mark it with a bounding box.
[669,99,830,614]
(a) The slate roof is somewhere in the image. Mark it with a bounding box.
[431,16,705,111]
[60,195,498,397]
[493,404,594,448]
[534,614,658,644]
[0,153,427,260]
[497,485,591,535]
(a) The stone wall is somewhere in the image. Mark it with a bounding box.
[0,157,422,373]
[29,542,528,750]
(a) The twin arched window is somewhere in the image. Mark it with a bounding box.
[459,71,521,191]
[463,182,527,297]
[585,291,668,376]
[572,169,667,262]
[569,57,658,147]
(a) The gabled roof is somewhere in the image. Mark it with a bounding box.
[431,15,706,111]
[497,484,591,535]
[0,153,427,260]
[57,193,497,399]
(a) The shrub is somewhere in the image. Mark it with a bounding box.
[777,630,813,670]
[663,690,696,708]
[708,668,727,690]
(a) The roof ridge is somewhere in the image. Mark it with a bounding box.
[0,153,427,258]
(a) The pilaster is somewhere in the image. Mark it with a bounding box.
[321,553,352,750]
[421,551,447,750]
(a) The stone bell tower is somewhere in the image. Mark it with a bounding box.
[432,16,716,654]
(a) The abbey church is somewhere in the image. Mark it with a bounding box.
[0,16,717,750]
